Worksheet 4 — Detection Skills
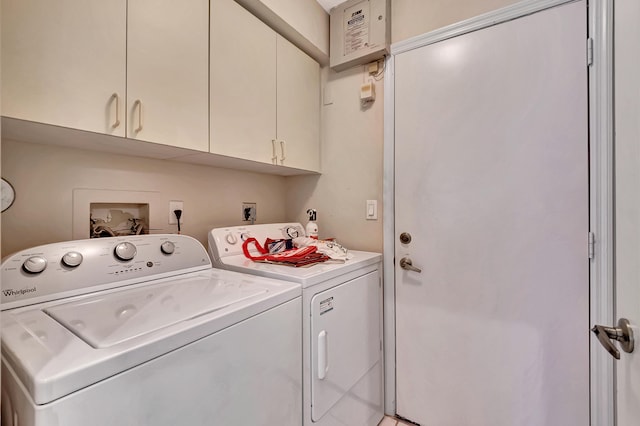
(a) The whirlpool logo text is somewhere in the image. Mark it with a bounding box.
[2,287,37,297]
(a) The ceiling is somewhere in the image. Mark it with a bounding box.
[317,0,344,13]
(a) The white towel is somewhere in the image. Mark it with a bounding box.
[292,237,353,261]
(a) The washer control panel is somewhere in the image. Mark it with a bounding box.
[1,234,212,310]
[208,222,305,261]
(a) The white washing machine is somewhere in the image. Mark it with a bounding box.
[208,223,383,426]
[1,234,302,426]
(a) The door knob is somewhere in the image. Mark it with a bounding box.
[591,318,634,360]
[399,257,422,273]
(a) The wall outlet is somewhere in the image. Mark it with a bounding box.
[242,202,256,222]
[169,200,184,224]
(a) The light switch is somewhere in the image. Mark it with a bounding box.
[366,200,378,220]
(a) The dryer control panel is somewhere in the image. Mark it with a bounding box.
[208,223,305,261]
[1,234,211,310]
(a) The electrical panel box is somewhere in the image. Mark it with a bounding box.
[330,0,390,72]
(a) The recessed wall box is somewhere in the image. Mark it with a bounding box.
[90,203,149,238]
[330,0,390,72]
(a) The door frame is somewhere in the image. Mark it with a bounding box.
[382,0,615,423]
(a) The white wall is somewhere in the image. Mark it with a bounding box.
[236,0,329,63]
[391,0,522,42]
[286,65,384,252]
[259,0,329,52]
[1,139,287,255]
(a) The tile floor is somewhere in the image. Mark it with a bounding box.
[378,415,415,426]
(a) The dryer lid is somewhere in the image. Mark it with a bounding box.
[44,275,267,348]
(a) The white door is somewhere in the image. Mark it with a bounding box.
[613,0,640,423]
[393,2,589,425]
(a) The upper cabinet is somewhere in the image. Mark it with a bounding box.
[2,0,320,173]
[1,0,127,136]
[211,0,320,172]
[1,0,209,152]
[127,0,209,151]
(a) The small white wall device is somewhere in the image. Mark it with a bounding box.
[330,0,390,72]
[360,81,376,105]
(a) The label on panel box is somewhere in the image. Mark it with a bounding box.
[319,297,334,315]
[344,2,370,56]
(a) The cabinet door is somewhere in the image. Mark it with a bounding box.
[210,0,277,163]
[1,0,126,136]
[276,36,320,172]
[127,0,209,151]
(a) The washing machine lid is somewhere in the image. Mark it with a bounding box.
[1,269,300,405]
[44,275,268,348]
[213,250,382,288]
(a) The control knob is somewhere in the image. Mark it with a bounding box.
[114,242,137,261]
[160,241,175,255]
[225,233,238,245]
[62,251,83,268]
[23,256,47,274]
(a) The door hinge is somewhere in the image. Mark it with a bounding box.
[588,231,595,259]
[587,38,594,66]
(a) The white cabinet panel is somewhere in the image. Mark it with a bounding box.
[128,0,209,151]
[276,36,320,171]
[210,0,277,163]
[2,0,208,152]
[210,0,320,172]
[1,0,126,136]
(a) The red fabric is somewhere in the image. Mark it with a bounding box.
[242,237,329,267]
[242,238,269,260]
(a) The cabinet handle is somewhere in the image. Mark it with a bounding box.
[110,93,121,129]
[133,99,143,133]
[280,140,286,165]
[271,139,278,164]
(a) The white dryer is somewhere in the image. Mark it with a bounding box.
[1,234,302,426]
[208,223,383,426]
